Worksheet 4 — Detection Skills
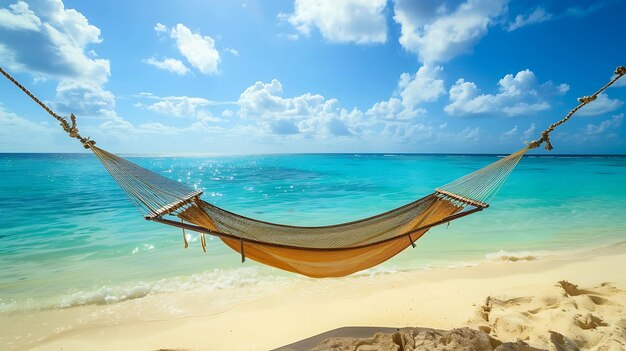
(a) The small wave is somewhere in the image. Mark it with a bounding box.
[131,243,155,254]
[353,266,398,277]
[57,266,268,309]
[485,250,544,262]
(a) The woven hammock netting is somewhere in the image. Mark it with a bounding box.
[2,65,624,278]
[91,141,528,278]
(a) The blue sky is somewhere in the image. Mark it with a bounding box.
[0,0,625,154]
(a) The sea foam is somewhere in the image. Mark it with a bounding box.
[56,266,278,309]
[485,250,545,262]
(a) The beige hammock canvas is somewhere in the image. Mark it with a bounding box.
[1,66,624,278]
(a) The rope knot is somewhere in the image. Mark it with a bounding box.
[527,131,554,151]
[616,66,626,76]
[577,95,596,104]
[81,137,96,149]
[527,139,541,150]
[541,132,553,151]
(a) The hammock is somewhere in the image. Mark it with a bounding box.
[1,66,624,278]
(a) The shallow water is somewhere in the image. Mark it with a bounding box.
[1,153,625,313]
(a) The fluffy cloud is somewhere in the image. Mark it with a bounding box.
[237,79,364,137]
[134,93,223,119]
[144,57,190,75]
[0,1,41,31]
[522,123,537,141]
[224,48,239,56]
[149,23,220,75]
[380,122,435,143]
[507,7,552,31]
[445,69,568,117]
[612,73,626,87]
[235,77,487,145]
[505,3,612,33]
[393,0,506,63]
[0,0,114,117]
[170,24,220,74]
[457,126,480,141]
[577,94,623,116]
[54,80,115,116]
[367,65,445,120]
[556,114,624,146]
[0,105,56,151]
[500,125,518,140]
[0,0,109,83]
[584,113,623,136]
[281,0,387,44]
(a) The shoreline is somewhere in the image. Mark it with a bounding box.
[2,237,621,315]
[2,241,625,350]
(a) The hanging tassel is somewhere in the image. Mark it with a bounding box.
[200,233,207,253]
[240,239,246,263]
[181,220,188,248]
[408,235,416,248]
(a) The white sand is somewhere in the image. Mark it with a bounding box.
[3,242,625,351]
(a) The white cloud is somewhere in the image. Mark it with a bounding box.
[522,123,536,141]
[224,48,239,56]
[0,0,114,118]
[154,22,167,33]
[505,3,611,33]
[153,23,221,75]
[0,0,109,81]
[281,0,387,44]
[237,79,365,137]
[584,114,623,136]
[144,57,190,75]
[501,125,518,140]
[501,102,550,116]
[0,105,56,151]
[393,0,506,63]
[135,94,221,118]
[135,122,181,135]
[233,77,485,146]
[458,126,480,141]
[556,114,624,146]
[613,75,626,87]
[380,122,435,143]
[399,66,446,109]
[507,7,552,31]
[367,65,445,120]
[54,80,115,116]
[239,79,322,119]
[577,94,623,116]
[0,1,42,31]
[445,69,567,117]
[367,98,416,120]
[170,23,220,74]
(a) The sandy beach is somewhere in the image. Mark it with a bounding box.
[2,0,626,350]
[1,241,623,350]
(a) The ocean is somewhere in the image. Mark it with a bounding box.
[1,153,625,314]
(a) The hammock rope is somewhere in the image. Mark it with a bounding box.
[1,65,624,278]
[528,66,626,151]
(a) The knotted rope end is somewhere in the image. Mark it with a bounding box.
[578,95,597,104]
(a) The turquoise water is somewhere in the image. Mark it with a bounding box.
[1,153,625,313]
